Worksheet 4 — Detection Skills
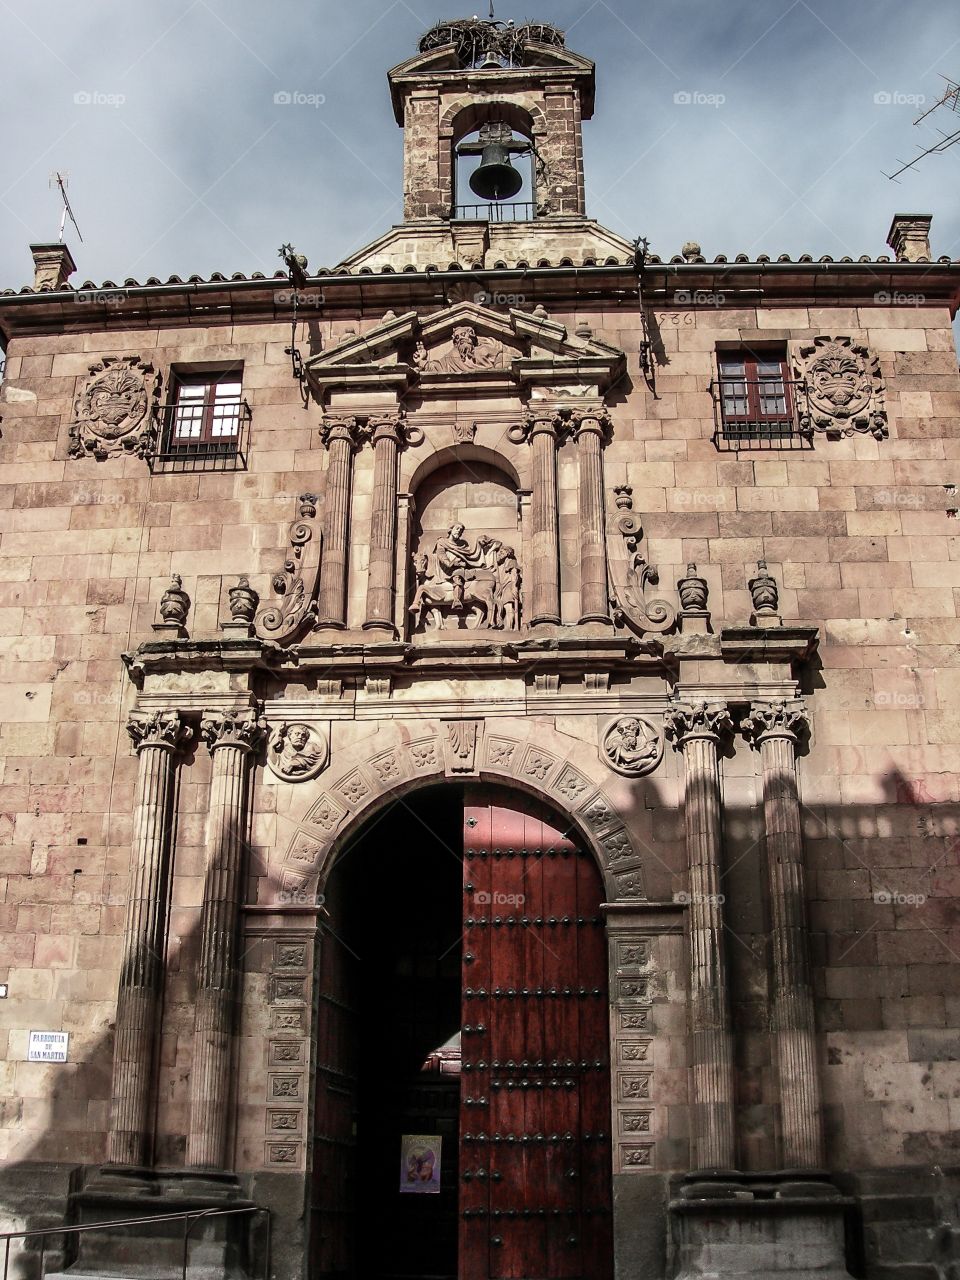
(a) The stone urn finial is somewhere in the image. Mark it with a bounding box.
[681,240,702,262]
[749,559,780,624]
[678,563,708,612]
[155,574,190,636]
[229,576,259,624]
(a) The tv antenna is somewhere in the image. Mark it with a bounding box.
[886,75,960,180]
[49,171,84,242]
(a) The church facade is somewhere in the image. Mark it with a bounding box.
[1,16,960,1280]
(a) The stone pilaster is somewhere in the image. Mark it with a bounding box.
[742,699,824,1170]
[509,412,562,625]
[186,709,266,1170]
[664,702,736,1172]
[572,410,612,624]
[317,417,362,629]
[109,711,192,1167]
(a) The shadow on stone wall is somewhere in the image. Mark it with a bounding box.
[0,762,959,1278]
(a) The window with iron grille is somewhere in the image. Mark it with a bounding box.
[714,349,807,450]
[153,368,250,472]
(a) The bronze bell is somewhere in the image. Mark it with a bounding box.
[469,127,524,202]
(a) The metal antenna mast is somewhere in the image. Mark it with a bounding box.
[49,171,84,242]
[886,75,960,180]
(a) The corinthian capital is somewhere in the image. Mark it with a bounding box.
[127,710,193,754]
[507,409,564,444]
[741,700,809,747]
[367,412,424,449]
[318,416,364,449]
[664,701,733,748]
[570,407,613,441]
[200,709,268,754]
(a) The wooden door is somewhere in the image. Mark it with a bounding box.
[460,787,613,1280]
[310,869,359,1279]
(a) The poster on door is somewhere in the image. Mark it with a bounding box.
[399,1134,442,1193]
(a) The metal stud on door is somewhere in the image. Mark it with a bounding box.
[460,787,613,1280]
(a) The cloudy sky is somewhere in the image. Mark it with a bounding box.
[0,0,957,291]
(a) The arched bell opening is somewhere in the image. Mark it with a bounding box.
[449,103,540,222]
[308,780,614,1280]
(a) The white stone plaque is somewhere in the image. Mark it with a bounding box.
[28,1031,69,1063]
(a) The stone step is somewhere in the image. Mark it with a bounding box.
[866,1266,943,1280]
[860,1193,941,1223]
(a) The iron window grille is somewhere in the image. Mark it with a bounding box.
[151,374,250,473]
[711,352,810,451]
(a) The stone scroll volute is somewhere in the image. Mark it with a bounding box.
[254,494,323,643]
[606,486,677,637]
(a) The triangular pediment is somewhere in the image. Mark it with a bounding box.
[305,302,625,399]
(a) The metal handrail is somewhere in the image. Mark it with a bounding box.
[0,1203,270,1280]
[453,201,535,222]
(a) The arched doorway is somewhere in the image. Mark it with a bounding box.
[309,783,614,1280]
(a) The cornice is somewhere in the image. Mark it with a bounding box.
[3,259,958,343]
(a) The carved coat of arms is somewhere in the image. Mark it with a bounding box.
[794,335,887,439]
[69,355,159,460]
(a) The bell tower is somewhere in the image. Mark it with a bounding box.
[339,17,633,272]
[388,18,595,222]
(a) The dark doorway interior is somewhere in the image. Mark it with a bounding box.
[313,785,464,1280]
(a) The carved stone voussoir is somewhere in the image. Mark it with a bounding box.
[443,720,482,775]
[741,700,809,747]
[69,354,160,461]
[201,709,267,754]
[127,710,192,754]
[267,723,330,781]
[794,334,887,440]
[663,702,733,747]
[601,716,664,778]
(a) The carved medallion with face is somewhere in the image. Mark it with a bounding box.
[267,722,329,781]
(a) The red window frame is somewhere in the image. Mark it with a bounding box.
[717,350,794,438]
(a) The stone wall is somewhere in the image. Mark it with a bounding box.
[0,296,959,1238]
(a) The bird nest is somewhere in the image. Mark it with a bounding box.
[418,18,566,68]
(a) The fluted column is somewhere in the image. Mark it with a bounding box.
[363,415,422,633]
[317,417,361,628]
[186,709,266,1169]
[743,699,824,1169]
[109,711,192,1166]
[572,409,612,624]
[665,702,736,1171]
[509,412,562,624]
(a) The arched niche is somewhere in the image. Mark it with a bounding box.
[408,455,522,633]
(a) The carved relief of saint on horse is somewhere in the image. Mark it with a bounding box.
[409,524,521,631]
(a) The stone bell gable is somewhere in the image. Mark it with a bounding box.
[337,16,637,272]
